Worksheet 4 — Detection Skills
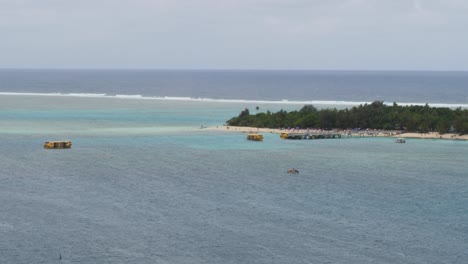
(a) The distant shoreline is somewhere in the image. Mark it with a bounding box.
[205,126,468,140]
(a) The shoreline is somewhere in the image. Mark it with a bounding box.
[204,126,468,140]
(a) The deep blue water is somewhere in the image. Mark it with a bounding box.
[1,69,467,104]
[0,71,467,263]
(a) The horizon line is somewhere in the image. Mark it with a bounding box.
[0,68,467,73]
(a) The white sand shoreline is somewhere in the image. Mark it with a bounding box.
[204,126,468,140]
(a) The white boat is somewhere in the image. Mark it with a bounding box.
[395,138,406,143]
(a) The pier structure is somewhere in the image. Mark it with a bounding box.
[356,131,379,137]
[281,131,344,140]
[280,130,402,140]
[355,130,402,137]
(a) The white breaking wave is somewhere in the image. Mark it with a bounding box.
[0,92,107,97]
[115,94,144,99]
[0,92,467,108]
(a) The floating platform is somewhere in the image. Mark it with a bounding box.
[44,140,72,149]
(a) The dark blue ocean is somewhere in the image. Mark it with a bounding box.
[1,69,467,105]
[0,70,467,263]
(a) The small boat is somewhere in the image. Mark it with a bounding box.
[395,138,406,143]
[246,133,263,141]
[287,169,299,174]
[43,140,72,149]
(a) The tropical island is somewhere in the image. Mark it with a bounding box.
[225,101,468,135]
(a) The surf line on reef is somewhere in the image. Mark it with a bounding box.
[1,92,467,108]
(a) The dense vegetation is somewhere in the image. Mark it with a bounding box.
[226,101,468,134]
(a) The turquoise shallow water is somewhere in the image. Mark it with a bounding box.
[1,95,467,263]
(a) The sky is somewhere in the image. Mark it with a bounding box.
[1,0,468,70]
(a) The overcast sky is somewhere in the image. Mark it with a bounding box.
[1,0,467,70]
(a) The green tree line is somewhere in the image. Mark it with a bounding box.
[226,101,468,134]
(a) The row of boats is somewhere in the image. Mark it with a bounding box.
[42,134,404,149]
[247,133,406,143]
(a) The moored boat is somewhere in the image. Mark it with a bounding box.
[395,138,406,143]
[246,134,263,141]
[44,140,72,149]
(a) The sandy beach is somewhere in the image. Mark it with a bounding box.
[205,126,468,140]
